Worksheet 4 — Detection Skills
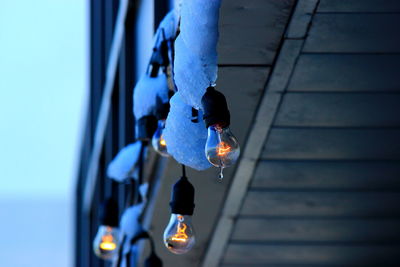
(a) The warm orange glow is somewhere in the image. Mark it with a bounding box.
[170,223,188,242]
[100,235,117,251]
[216,142,231,156]
[160,136,167,147]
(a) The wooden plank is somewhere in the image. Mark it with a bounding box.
[221,265,366,267]
[262,128,400,160]
[221,265,362,267]
[286,0,319,39]
[223,243,400,265]
[218,0,295,64]
[219,67,270,144]
[287,54,400,92]
[201,67,279,267]
[268,40,303,93]
[303,14,400,53]
[222,266,362,267]
[274,93,400,127]
[232,218,400,242]
[318,0,400,13]
[252,160,400,190]
[241,191,400,216]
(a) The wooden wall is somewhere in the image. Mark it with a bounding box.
[221,0,400,266]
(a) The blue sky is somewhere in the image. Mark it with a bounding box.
[0,1,86,266]
[0,0,87,198]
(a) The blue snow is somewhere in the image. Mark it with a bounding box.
[133,74,169,120]
[173,0,221,109]
[132,10,179,120]
[164,92,211,170]
[120,202,145,254]
[106,141,145,182]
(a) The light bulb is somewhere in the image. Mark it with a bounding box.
[93,225,120,260]
[163,214,195,254]
[205,125,240,179]
[152,120,169,157]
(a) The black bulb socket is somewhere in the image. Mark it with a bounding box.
[135,115,158,140]
[99,198,119,227]
[160,38,170,68]
[149,46,163,78]
[155,96,170,121]
[201,86,230,128]
[169,176,195,216]
[149,63,161,78]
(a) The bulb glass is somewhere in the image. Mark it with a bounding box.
[93,226,119,260]
[163,214,195,254]
[152,120,170,157]
[205,125,240,170]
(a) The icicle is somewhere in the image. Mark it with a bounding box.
[218,167,224,181]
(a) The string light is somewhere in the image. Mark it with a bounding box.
[201,86,240,180]
[93,198,120,260]
[152,119,170,157]
[163,165,195,254]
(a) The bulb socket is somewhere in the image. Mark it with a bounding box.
[155,95,172,121]
[201,86,230,128]
[100,198,119,227]
[191,108,199,123]
[149,30,169,79]
[169,176,195,216]
[149,63,160,78]
[160,38,170,68]
[135,116,158,140]
[149,46,162,78]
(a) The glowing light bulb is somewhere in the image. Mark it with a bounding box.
[163,214,195,254]
[152,120,169,157]
[93,226,119,260]
[205,125,240,179]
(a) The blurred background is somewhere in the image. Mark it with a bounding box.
[0,0,87,266]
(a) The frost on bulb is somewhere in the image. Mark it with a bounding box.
[205,125,240,179]
[93,226,119,260]
[163,214,195,254]
[152,120,169,157]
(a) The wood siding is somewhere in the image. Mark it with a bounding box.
[221,0,400,266]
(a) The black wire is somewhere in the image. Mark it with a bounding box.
[181,164,186,177]
[148,234,156,252]
[146,29,163,74]
[117,142,148,266]
[126,251,131,267]
[115,235,127,267]
[138,141,147,185]
[124,231,151,266]
[124,183,131,209]
[136,141,147,205]
[124,141,147,208]
[125,181,137,208]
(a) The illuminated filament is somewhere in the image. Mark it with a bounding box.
[170,223,188,242]
[160,135,167,147]
[216,142,231,156]
[100,235,117,251]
